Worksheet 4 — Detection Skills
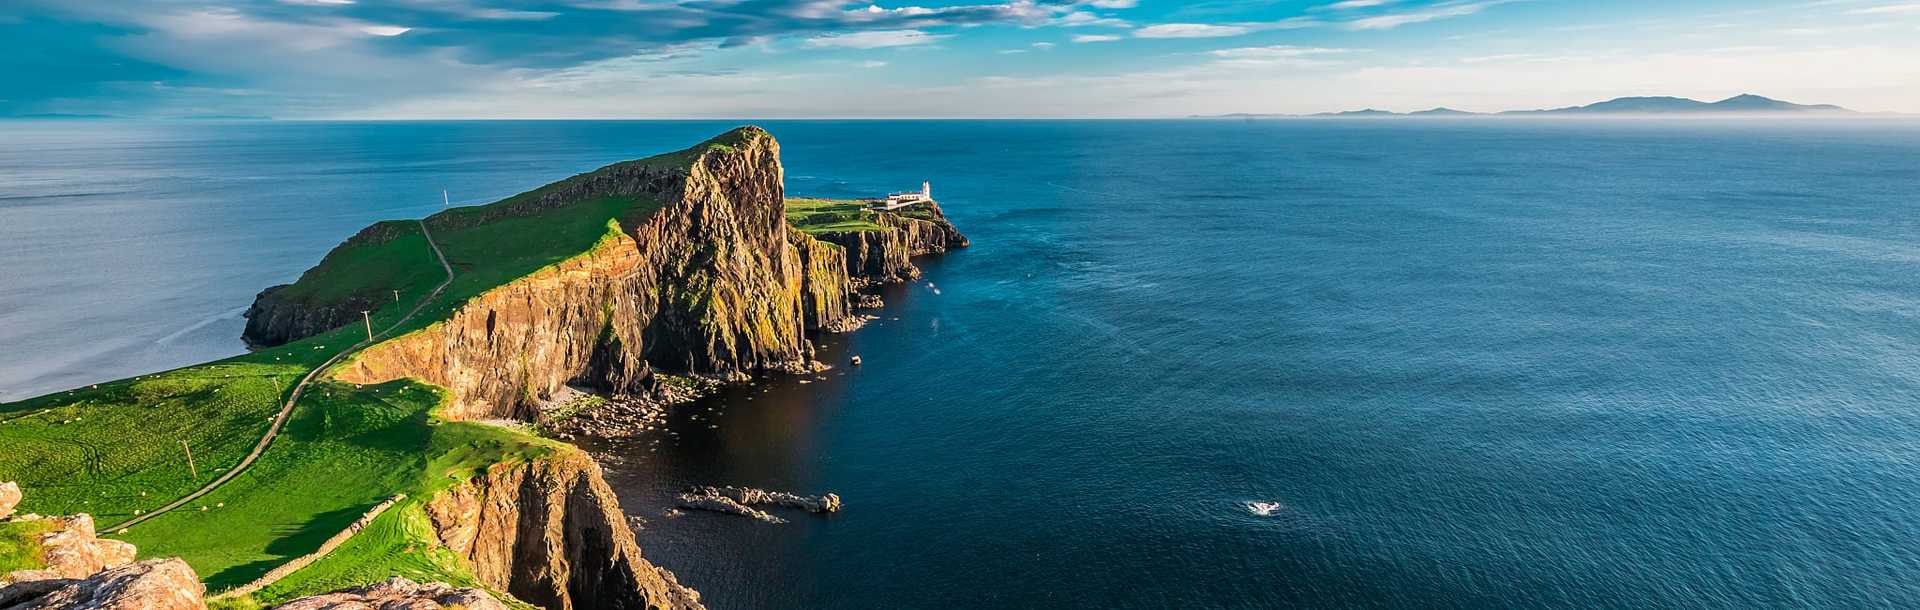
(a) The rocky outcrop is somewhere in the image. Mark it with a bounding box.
[0,483,17,520]
[424,450,702,610]
[0,559,204,610]
[242,222,413,347]
[2,514,137,585]
[275,577,506,610]
[674,486,841,523]
[815,201,968,285]
[688,486,841,514]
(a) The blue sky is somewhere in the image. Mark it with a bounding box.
[4,0,1918,118]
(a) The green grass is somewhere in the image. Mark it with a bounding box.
[247,503,535,610]
[273,223,441,305]
[1,519,57,574]
[785,198,886,234]
[114,379,558,590]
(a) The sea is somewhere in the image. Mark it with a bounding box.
[4,119,1920,608]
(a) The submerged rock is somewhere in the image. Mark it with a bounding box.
[675,485,841,522]
[675,494,785,524]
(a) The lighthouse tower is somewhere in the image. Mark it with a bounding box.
[921,181,932,201]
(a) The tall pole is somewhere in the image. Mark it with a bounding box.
[180,440,198,480]
[443,189,449,207]
[362,310,373,341]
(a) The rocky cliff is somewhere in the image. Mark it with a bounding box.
[242,222,418,347]
[813,202,968,285]
[301,126,965,421]
[425,451,701,610]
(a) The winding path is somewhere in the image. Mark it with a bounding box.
[109,220,453,532]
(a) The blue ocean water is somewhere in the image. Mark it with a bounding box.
[5,119,1920,608]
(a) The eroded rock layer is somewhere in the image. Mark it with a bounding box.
[425,450,701,610]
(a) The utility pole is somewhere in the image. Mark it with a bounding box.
[361,310,373,341]
[180,440,198,480]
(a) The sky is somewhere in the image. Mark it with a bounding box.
[3,0,1918,118]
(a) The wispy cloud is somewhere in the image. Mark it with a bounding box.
[804,29,948,49]
[1209,45,1352,59]
[1346,0,1515,30]
[1322,0,1396,9]
[1072,34,1122,42]
[1134,23,1253,38]
[1848,3,1920,14]
[1130,16,1320,39]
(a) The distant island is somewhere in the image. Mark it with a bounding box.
[1201,94,1870,118]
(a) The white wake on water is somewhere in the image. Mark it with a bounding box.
[1244,501,1283,517]
[155,306,248,344]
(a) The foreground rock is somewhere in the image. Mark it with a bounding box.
[0,559,203,610]
[676,486,841,523]
[0,483,18,519]
[2,514,137,585]
[275,577,505,610]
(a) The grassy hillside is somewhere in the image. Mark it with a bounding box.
[786,198,885,234]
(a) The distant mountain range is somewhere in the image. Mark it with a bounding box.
[1203,94,1869,119]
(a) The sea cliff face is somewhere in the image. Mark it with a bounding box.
[294,127,967,421]
[425,451,701,610]
[814,202,969,285]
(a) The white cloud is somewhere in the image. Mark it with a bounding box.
[803,29,948,49]
[1072,34,1122,42]
[1082,0,1138,7]
[1134,23,1254,38]
[359,25,411,36]
[1323,0,1394,9]
[1033,42,1057,49]
[1848,3,1920,14]
[1055,11,1130,27]
[860,60,889,67]
[1346,0,1513,30]
[1208,45,1352,59]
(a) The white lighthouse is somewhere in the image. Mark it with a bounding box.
[878,181,935,209]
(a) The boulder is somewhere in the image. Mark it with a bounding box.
[3,513,139,587]
[0,559,203,610]
[0,483,18,519]
[5,515,138,583]
[275,577,508,610]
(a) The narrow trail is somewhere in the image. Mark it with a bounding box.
[109,220,453,532]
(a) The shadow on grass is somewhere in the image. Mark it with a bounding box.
[202,504,369,590]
